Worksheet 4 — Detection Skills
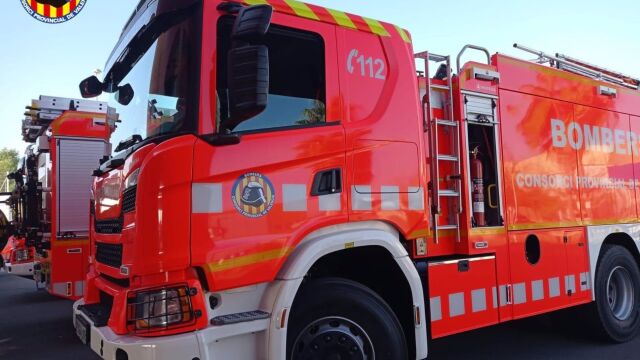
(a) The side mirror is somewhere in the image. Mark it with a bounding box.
[226,45,269,130]
[232,5,273,41]
[115,84,134,106]
[79,75,104,98]
[223,4,272,131]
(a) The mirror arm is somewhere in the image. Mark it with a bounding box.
[217,1,244,14]
[201,133,242,147]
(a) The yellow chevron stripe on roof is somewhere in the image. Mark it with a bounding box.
[394,25,411,43]
[326,8,356,29]
[240,0,410,43]
[362,17,390,37]
[245,0,269,5]
[283,0,319,20]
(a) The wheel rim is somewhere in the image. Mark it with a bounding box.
[606,266,635,321]
[292,316,375,360]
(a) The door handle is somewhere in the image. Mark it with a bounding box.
[487,183,498,209]
[311,169,342,196]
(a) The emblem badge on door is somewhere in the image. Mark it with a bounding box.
[231,172,275,218]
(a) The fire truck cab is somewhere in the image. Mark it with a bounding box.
[74,0,640,359]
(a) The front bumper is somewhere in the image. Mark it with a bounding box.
[73,298,270,360]
[73,300,202,360]
[5,261,35,277]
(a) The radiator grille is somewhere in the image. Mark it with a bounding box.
[95,218,123,234]
[122,186,137,213]
[95,242,123,268]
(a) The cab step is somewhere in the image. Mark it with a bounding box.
[211,310,270,326]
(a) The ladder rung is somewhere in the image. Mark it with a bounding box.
[431,84,450,91]
[439,190,459,197]
[437,154,458,162]
[436,119,457,127]
[415,51,448,63]
[429,54,447,62]
[436,224,459,230]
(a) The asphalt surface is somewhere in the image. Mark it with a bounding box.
[1,270,640,360]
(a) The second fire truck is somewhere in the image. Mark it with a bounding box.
[6,95,115,299]
[73,0,640,359]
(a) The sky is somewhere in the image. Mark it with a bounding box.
[1,0,639,153]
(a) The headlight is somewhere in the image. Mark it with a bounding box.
[124,168,141,189]
[14,249,29,262]
[129,286,193,331]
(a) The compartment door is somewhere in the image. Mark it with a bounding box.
[428,256,499,338]
[564,230,592,302]
[508,229,570,319]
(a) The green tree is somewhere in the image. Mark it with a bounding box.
[297,100,326,126]
[0,148,19,192]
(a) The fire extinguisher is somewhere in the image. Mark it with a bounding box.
[471,146,485,227]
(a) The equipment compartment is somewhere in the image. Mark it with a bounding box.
[428,255,499,338]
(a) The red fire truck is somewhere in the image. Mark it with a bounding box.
[73,1,640,359]
[2,147,39,277]
[10,95,115,299]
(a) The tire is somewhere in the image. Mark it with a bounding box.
[287,277,408,360]
[592,244,640,342]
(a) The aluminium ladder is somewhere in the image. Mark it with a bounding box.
[22,95,116,143]
[415,51,462,244]
[514,43,640,91]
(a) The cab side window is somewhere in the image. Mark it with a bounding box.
[217,17,326,133]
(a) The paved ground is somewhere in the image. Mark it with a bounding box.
[0,271,99,360]
[1,270,640,359]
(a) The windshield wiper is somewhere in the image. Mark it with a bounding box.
[115,134,143,152]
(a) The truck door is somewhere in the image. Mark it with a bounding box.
[191,13,346,291]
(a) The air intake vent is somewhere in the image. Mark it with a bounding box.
[95,218,123,234]
[122,186,137,213]
[95,242,123,268]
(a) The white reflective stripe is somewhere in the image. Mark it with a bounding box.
[492,286,498,308]
[75,281,84,296]
[448,292,465,317]
[319,193,341,211]
[548,277,561,298]
[513,282,527,304]
[408,186,425,210]
[381,186,400,210]
[580,272,591,291]
[52,282,67,296]
[351,186,372,210]
[430,296,442,321]
[192,183,223,213]
[499,284,508,306]
[471,289,486,313]
[531,280,544,301]
[565,275,576,294]
[282,184,307,212]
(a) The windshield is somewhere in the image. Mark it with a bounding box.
[108,11,198,152]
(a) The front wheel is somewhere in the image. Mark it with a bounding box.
[593,244,640,342]
[287,277,408,360]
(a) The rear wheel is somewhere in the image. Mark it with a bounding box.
[287,277,408,360]
[593,245,640,342]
